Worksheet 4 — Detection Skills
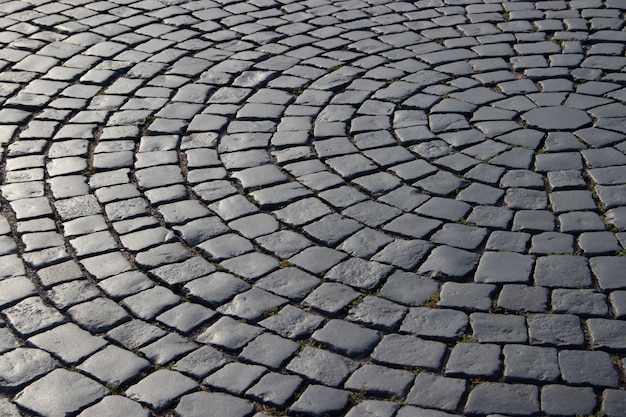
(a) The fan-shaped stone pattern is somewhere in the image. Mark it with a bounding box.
[0,0,625,416]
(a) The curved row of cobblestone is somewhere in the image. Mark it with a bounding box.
[1,0,626,416]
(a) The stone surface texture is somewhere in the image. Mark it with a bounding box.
[0,0,625,415]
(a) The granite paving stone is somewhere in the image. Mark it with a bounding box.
[406,372,467,412]
[497,284,549,313]
[586,319,624,350]
[121,286,180,320]
[312,319,380,358]
[534,255,592,288]
[438,282,496,311]
[590,257,626,291]
[0,347,59,391]
[126,369,198,412]
[139,332,197,365]
[344,364,414,398]
[346,295,407,332]
[469,313,528,344]
[0,276,37,309]
[175,392,254,417]
[474,251,534,284]
[559,349,619,388]
[371,334,447,372]
[67,297,130,333]
[445,342,502,379]
[216,287,287,321]
[400,307,467,342]
[14,369,107,417]
[77,344,150,386]
[196,316,263,351]
[527,314,585,347]
[4,297,65,337]
[203,362,267,395]
[286,346,358,387]
[464,383,540,416]
[371,238,432,270]
[245,372,303,407]
[1,0,626,414]
[289,385,348,417]
[541,385,597,417]
[417,245,479,280]
[344,400,399,417]
[503,344,560,384]
[76,396,150,417]
[602,390,626,417]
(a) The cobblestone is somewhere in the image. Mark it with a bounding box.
[0,0,625,414]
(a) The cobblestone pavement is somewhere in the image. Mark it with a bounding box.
[0,0,626,415]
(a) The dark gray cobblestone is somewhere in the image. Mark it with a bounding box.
[0,0,625,415]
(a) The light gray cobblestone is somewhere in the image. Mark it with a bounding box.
[0,0,625,414]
